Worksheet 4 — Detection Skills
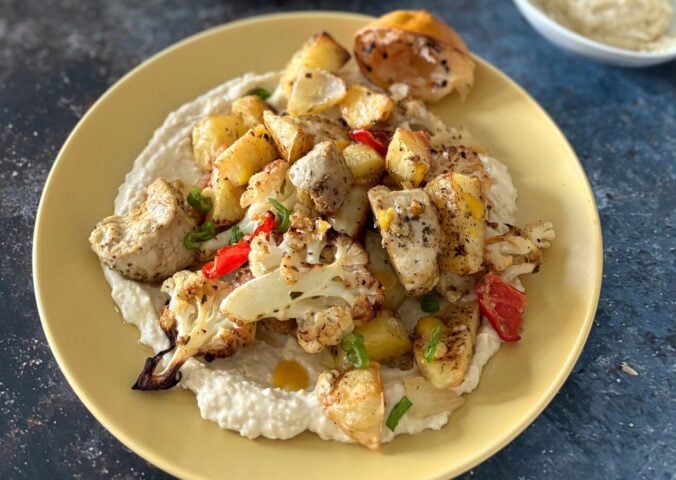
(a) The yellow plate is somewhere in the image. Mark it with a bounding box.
[33,11,602,480]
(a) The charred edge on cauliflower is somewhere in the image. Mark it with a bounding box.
[132,270,255,391]
[132,345,183,390]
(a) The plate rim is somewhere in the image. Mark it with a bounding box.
[33,10,603,480]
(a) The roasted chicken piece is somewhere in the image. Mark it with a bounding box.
[367,185,441,295]
[288,140,353,214]
[89,178,196,283]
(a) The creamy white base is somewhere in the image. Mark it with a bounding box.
[103,71,513,444]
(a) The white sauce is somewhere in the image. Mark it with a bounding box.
[102,71,515,444]
[533,0,676,51]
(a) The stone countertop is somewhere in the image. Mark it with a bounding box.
[2,0,674,478]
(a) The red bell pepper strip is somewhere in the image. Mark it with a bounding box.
[202,212,276,279]
[201,241,250,279]
[246,212,275,240]
[475,271,526,342]
[349,129,391,156]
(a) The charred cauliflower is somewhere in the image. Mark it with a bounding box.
[221,227,383,353]
[133,270,255,390]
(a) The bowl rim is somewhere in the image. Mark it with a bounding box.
[33,10,604,480]
[513,0,676,59]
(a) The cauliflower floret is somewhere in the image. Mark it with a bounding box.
[132,270,255,390]
[221,234,384,353]
[247,212,330,282]
[249,234,285,278]
[240,159,291,218]
[484,220,556,288]
[522,220,556,250]
[295,301,353,353]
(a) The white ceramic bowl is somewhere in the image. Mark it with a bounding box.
[513,0,676,67]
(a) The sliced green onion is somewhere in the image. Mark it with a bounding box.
[424,326,442,362]
[268,198,291,233]
[183,221,216,250]
[419,293,440,313]
[229,225,243,245]
[386,396,413,431]
[341,332,370,369]
[187,187,213,215]
[248,87,271,100]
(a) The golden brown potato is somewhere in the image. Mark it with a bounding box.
[213,124,278,187]
[339,84,394,129]
[280,32,351,96]
[191,115,246,172]
[262,111,314,163]
[425,172,485,275]
[316,363,384,449]
[385,128,432,188]
[354,10,475,102]
[207,179,245,228]
[231,95,271,129]
[413,300,479,389]
[356,309,412,362]
[342,143,385,182]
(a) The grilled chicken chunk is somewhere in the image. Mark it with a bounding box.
[367,186,441,295]
[89,178,196,283]
[288,140,353,214]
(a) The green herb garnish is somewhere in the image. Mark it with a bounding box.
[183,221,216,250]
[268,198,291,233]
[423,326,442,362]
[229,225,243,245]
[419,293,440,313]
[187,187,213,215]
[386,396,413,431]
[248,87,271,100]
[341,332,370,369]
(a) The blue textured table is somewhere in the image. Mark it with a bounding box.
[3,0,675,478]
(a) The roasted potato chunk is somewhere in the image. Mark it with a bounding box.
[339,84,395,129]
[191,115,246,172]
[413,300,479,389]
[207,179,245,228]
[316,363,384,449]
[385,128,432,188]
[213,124,278,187]
[357,310,412,362]
[262,111,314,162]
[342,143,385,183]
[280,32,351,96]
[231,95,271,129]
[364,231,407,310]
[425,172,485,275]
